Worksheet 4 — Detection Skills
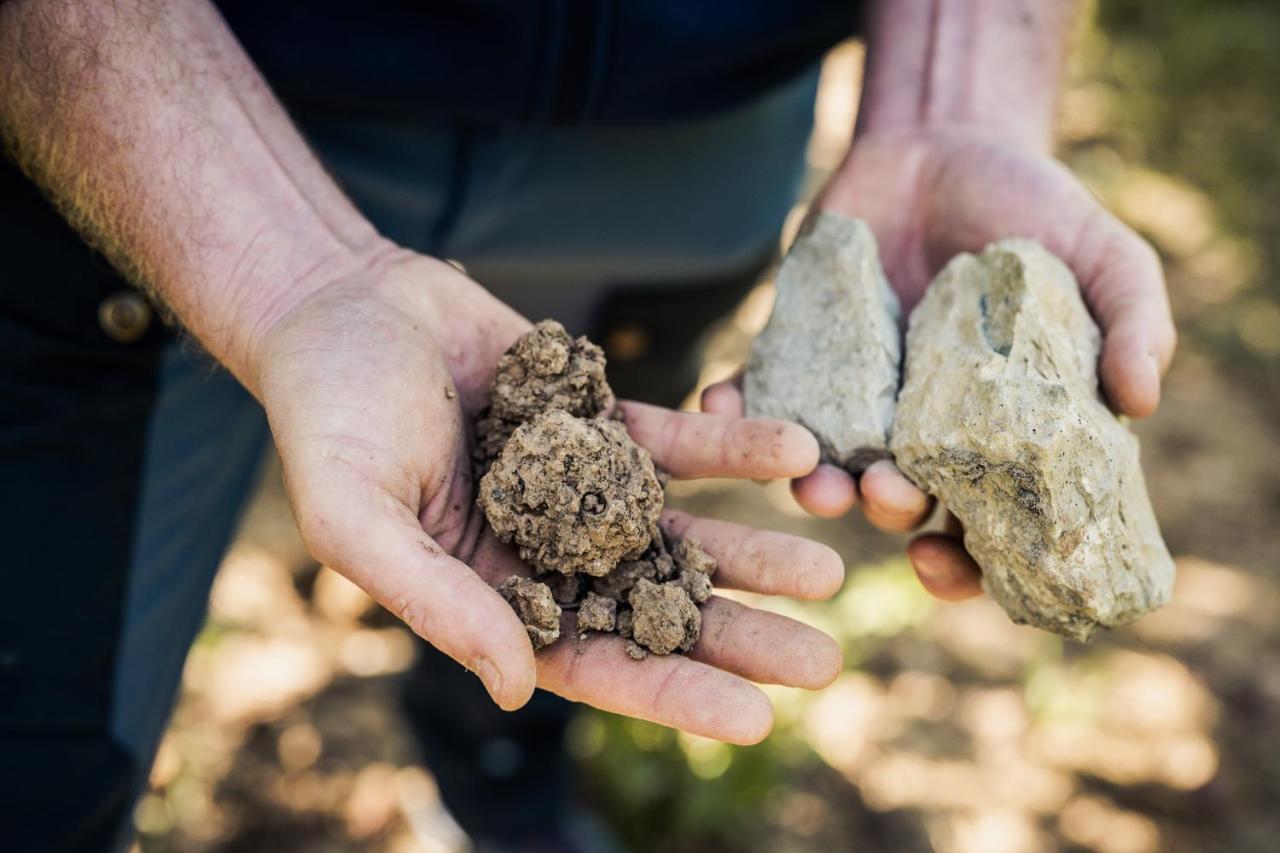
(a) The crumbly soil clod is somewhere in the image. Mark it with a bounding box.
[478,322,716,658]
[479,411,663,577]
[496,576,561,650]
[577,593,617,633]
[629,579,701,655]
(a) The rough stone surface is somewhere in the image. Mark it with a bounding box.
[629,579,701,656]
[479,410,663,577]
[475,319,614,469]
[577,593,617,633]
[891,239,1175,641]
[497,577,561,650]
[745,213,901,471]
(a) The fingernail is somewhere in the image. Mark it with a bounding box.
[474,656,503,702]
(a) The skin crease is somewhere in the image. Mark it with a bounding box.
[705,0,1175,601]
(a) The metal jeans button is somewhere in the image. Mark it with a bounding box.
[98,291,152,343]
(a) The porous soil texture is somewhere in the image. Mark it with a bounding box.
[476,320,716,658]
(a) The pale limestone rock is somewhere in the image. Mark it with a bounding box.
[745,213,901,471]
[891,240,1174,641]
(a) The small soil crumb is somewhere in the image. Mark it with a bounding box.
[672,536,717,576]
[625,640,648,661]
[545,573,584,607]
[480,411,663,576]
[497,577,561,650]
[591,558,657,601]
[616,609,634,639]
[444,385,456,400]
[676,569,713,604]
[577,593,617,633]
[475,320,615,468]
[629,579,700,655]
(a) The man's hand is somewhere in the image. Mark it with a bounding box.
[706,0,1175,602]
[256,251,845,744]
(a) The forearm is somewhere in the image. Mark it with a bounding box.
[0,0,385,390]
[858,0,1080,152]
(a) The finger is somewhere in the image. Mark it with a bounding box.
[1069,210,1177,418]
[294,475,536,710]
[700,376,745,417]
[619,400,819,480]
[790,464,859,518]
[859,460,934,532]
[537,632,774,745]
[907,532,983,602]
[687,596,842,690]
[662,509,845,600]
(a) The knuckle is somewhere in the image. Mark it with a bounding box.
[392,593,431,638]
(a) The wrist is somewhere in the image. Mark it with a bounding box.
[217,232,399,396]
[857,0,1080,155]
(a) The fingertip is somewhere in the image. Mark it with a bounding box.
[802,541,847,600]
[907,534,983,602]
[700,380,744,417]
[804,633,844,691]
[860,460,933,532]
[1101,341,1162,418]
[729,686,775,746]
[791,464,859,518]
[475,648,536,711]
[774,421,822,477]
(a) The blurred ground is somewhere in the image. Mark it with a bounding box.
[135,3,1280,852]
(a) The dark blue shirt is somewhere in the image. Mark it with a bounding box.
[215,0,860,125]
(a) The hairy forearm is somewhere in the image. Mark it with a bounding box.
[859,0,1080,152]
[0,0,384,388]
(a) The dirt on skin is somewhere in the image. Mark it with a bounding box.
[475,320,717,657]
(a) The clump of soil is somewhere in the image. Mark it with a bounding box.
[480,410,662,577]
[476,320,717,658]
[496,576,561,650]
[475,320,614,468]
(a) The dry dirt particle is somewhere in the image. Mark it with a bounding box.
[629,579,700,656]
[577,593,617,633]
[672,536,717,576]
[496,577,561,650]
[479,410,663,577]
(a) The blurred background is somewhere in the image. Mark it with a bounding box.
[133,2,1280,851]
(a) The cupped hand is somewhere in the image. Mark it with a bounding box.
[252,250,845,744]
[705,126,1176,602]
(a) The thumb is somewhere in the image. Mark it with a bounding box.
[291,470,537,711]
[1065,208,1177,417]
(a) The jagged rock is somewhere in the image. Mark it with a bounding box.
[891,240,1175,641]
[745,212,901,471]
